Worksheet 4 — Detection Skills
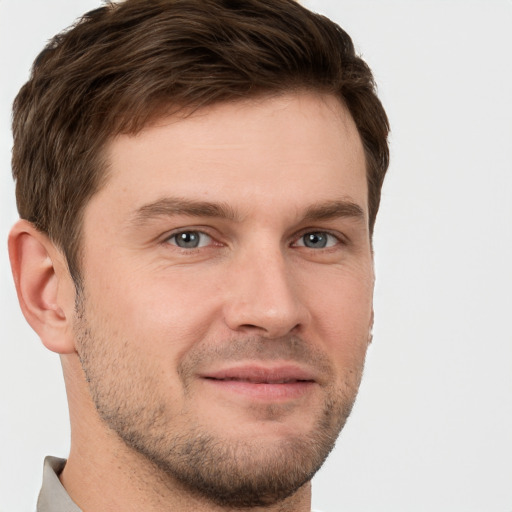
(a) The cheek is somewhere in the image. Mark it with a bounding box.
[305,266,373,361]
[86,264,222,361]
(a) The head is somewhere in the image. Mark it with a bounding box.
[9,0,389,508]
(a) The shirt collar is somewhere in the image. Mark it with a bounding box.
[37,456,82,512]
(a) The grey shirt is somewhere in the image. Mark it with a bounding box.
[37,457,81,512]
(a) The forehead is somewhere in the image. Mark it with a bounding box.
[90,92,367,222]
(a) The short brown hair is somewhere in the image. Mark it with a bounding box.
[12,0,389,282]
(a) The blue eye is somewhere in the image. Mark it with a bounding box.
[297,232,338,249]
[168,231,211,249]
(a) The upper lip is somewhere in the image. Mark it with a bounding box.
[201,364,317,384]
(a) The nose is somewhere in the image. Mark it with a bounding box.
[222,246,311,338]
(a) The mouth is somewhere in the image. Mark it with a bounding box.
[207,377,309,383]
[200,365,317,401]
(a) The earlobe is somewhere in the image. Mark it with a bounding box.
[8,219,77,354]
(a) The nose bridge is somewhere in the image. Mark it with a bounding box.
[223,241,309,337]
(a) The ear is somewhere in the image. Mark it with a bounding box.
[8,219,77,354]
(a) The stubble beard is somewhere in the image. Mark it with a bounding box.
[74,291,366,508]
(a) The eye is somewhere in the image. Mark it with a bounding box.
[167,231,212,249]
[295,231,339,249]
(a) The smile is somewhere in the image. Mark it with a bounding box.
[207,377,309,384]
[200,365,317,401]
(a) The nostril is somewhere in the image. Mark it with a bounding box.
[235,322,303,339]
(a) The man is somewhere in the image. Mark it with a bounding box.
[7,0,389,510]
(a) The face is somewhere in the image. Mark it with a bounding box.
[74,92,374,507]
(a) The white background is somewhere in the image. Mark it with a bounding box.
[1,1,511,511]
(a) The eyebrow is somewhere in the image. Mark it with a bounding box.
[301,200,366,224]
[130,197,365,225]
[131,197,241,225]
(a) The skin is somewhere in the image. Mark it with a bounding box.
[9,91,374,512]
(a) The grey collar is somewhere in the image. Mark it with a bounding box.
[37,456,81,512]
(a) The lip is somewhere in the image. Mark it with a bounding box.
[199,364,317,401]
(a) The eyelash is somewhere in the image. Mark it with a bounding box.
[165,230,215,249]
[292,230,344,249]
[164,228,346,251]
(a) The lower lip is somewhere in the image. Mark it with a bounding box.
[202,378,316,401]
